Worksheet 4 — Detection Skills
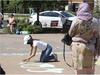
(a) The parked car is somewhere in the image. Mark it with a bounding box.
[29,11,75,29]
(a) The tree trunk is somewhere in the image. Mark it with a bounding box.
[37,7,39,25]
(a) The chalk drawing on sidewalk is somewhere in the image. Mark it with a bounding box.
[27,68,64,73]
[19,62,64,73]
[0,52,70,55]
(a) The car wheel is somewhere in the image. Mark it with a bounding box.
[34,21,42,28]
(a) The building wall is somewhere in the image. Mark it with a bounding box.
[68,0,94,11]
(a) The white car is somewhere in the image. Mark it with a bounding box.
[29,11,75,29]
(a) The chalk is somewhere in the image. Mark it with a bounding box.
[19,62,64,73]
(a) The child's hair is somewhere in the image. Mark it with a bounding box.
[29,35,39,41]
[28,35,40,46]
[29,35,32,39]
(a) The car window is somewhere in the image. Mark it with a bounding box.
[39,12,52,16]
[59,15,65,18]
[61,12,74,17]
[51,12,60,17]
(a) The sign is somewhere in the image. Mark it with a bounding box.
[51,21,58,27]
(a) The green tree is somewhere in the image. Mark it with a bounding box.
[18,0,64,25]
[0,0,18,13]
[0,0,23,13]
[93,0,100,15]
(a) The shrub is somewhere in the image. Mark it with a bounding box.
[17,18,28,31]
[33,26,43,33]
[15,18,43,34]
[17,22,27,30]
[26,25,43,34]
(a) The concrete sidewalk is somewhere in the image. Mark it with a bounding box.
[0,34,100,75]
[0,54,74,74]
[1,54,100,74]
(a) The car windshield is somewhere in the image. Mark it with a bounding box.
[61,12,74,17]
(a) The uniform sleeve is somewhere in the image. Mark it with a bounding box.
[94,18,99,38]
[68,17,76,37]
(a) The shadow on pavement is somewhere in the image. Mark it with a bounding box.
[34,61,60,63]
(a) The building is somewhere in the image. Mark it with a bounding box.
[68,0,94,11]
